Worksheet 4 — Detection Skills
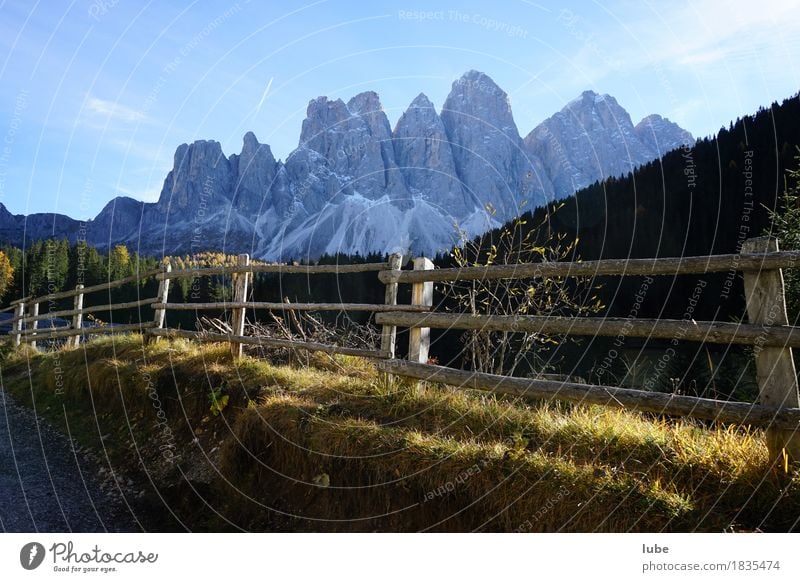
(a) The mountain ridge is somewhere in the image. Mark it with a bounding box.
[0,71,693,260]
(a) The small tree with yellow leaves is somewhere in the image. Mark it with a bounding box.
[442,204,603,376]
[0,250,13,299]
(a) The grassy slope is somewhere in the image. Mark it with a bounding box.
[1,334,798,532]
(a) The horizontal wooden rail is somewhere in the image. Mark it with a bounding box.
[151,301,431,312]
[147,328,389,359]
[0,304,17,313]
[20,322,157,342]
[375,311,800,348]
[10,297,159,325]
[377,360,800,430]
[378,251,800,284]
[9,295,32,306]
[156,261,390,280]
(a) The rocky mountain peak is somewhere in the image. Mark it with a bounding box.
[230,132,278,214]
[241,130,260,154]
[157,139,232,213]
[575,89,605,102]
[443,70,513,126]
[563,90,633,130]
[393,94,468,215]
[290,89,411,211]
[236,131,276,168]
[299,97,351,150]
[459,69,503,91]
[305,95,347,116]
[409,92,434,109]
[635,114,695,155]
[347,91,393,139]
[525,90,694,198]
[440,70,546,222]
[346,91,383,115]
[394,93,439,130]
[91,196,145,243]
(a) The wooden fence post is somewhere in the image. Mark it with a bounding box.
[380,253,403,358]
[13,300,24,348]
[408,257,434,388]
[69,285,84,349]
[149,263,172,344]
[742,236,800,466]
[30,301,39,350]
[230,254,250,358]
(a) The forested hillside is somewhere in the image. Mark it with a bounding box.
[438,93,800,325]
[425,93,800,395]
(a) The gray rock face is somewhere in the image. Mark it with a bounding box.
[295,93,412,210]
[393,93,469,215]
[156,140,234,215]
[347,92,413,210]
[525,91,695,198]
[441,71,552,221]
[635,114,695,157]
[91,197,145,245]
[0,72,694,260]
[130,133,285,255]
[229,131,279,215]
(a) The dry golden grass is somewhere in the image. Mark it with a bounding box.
[1,334,798,532]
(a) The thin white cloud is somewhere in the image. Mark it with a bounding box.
[85,95,148,123]
[620,0,800,72]
[255,77,274,115]
[105,136,166,165]
[541,0,800,136]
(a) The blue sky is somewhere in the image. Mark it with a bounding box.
[0,0,798,218]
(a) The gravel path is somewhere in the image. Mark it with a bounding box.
[0,389,139,532]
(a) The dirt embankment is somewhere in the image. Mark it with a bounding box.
[2,335,798,532]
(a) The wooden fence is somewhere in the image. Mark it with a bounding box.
[1,268,163,349]
[3,236,800,464]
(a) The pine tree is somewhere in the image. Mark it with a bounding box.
[26,240,48,296]
[45,239,70,292]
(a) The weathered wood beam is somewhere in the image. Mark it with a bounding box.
[157,261,391,280]
[11,297,159,325]
[20,322,156,342]
[375,311,800,348]
[150,301,430,312]
[378,251,800,284]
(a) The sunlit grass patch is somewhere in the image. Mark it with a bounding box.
[2,335,796,532]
